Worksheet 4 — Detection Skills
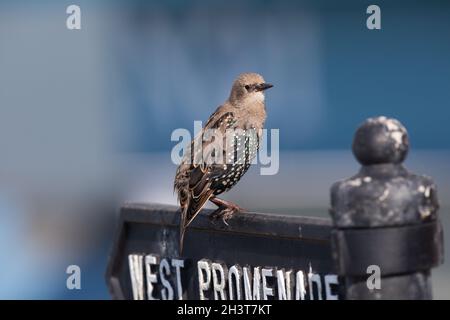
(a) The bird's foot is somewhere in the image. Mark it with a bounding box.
[209,207,235,226]
[209,198,245,226]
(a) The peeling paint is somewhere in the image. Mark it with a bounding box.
[368,116,387,123]
[368,117,405,149]
[419,206,432,219]
[363,176,372,183]
[418,185,431,197]
[379,189,389,201]
[347,178,362,187]
[390,131,403,148]
[384,118,401,131]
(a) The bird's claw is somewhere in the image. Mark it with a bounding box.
[222,218,229,226]
[209,206,238,226]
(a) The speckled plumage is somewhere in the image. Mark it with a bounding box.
[174,73,273,252]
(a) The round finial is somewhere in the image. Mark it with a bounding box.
[352,116,409,165]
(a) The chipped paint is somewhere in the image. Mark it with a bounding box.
[363,176,372,183]
[419,206,432,219]
[368,117,405,148]
[368,116,387,123]
[418,185,431,197]
[385,118,401,131]
[383,119,404,148]
[347,178,362,187]
[390,131,404,148]
[379,189,389,201]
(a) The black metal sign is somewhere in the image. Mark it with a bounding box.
[105,117,444,301]
[106,204,338,300]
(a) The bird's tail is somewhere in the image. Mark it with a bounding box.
[179,206,188,255]
[178,190,213,255]
[179,228,186,255]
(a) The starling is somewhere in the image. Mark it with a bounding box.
[174,73,273,252]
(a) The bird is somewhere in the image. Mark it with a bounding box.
[174,72,273,252]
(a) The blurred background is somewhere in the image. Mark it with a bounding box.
[0,0,449,299]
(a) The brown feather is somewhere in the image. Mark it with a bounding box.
[175,73,270,253]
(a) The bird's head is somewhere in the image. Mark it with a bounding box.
[229,73,273,106]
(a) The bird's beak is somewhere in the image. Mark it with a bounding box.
[256,83,274,91]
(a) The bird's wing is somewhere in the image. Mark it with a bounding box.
[184,111,236,223]
[178,110,236,252]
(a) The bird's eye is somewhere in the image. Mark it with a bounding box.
[244,85,250,90]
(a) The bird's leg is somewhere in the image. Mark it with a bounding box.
[209,197,245,225]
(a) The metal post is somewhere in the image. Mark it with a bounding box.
[330,116,444,299]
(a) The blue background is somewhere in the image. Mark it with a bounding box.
[0,0,449,299]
